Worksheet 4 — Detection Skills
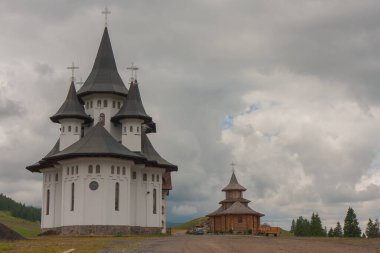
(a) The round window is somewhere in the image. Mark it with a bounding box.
[89,181,99,191]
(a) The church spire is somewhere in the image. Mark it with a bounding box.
[50,81,91,123]
[77,27,128,97]
[222,171,247,192]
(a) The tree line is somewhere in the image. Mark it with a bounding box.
[290,207,379,238]
[0,193,41,222]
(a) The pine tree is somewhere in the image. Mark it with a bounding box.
[343,207,361,237]
[294,216,311,236]
[333,221,343,237]
[290,219,296,233]
[328,227,334,237]
[310,213,324,236]
[366,218,380,238]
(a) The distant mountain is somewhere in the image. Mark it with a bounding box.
[0,193,41,222]
[167,221,183,228]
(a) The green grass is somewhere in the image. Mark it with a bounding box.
[173,217,208,230]
[280,228,294,237]
[0,211,40,238]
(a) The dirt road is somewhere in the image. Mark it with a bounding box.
[101,234,380,253]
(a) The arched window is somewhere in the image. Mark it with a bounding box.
[88,165,93,174]
[68,126,71,132]
[130,126,133,132]
[115,182,119,211]
[66,167,69,176]
[71,166,74,175]
[117,166,120,175]
[132,171,137,179]
[97,100,101,108]
[71,183,75,211]
[152,174,154,182]
[153,189,157,214]
[112,100,116,108]
[55,173,58,182]
[137,126,139,133]
[46,189,50,215]
[122,167,126,175]
[103,100,108,107]
[117,101,121,109]
[111,165,115,174]
[96,165,100,174]
[143,173,147,181]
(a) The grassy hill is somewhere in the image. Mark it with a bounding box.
[173,217,208,230]
[0,211,40,238]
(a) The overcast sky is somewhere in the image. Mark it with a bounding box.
[1,0,380,230]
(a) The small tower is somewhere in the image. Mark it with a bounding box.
[50,81,92,150]
[112,79,152,152]
[222,171,247,205]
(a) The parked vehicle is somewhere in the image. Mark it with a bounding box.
[257,226,280,236]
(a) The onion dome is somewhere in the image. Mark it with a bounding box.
[112,79,152,123]
[50,81,92,123]
[77,27,128,97]
[222,172,247,191]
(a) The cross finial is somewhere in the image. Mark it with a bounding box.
[102,7,111,27]
[230,162,236,173]
[127,63,139,82]
[67,62,79,82]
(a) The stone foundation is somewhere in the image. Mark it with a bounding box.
[41,225,162,236]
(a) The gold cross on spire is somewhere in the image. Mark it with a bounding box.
[67,62,79,82]
[102,7,111,27]
[127,63,139,82]
[230,162,236,173]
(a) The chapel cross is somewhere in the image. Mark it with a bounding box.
[102,7,111,27]
[67,62,79,82]
[127,63,139,82]
[230,162,236,173]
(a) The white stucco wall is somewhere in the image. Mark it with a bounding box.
[59,119,83,150]
[121,119,143,152]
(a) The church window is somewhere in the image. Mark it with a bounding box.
[96,165,100,174]
[71,166,74,175]
[90,101,93,108]
[152,174,154,181]
[62,126,65,133]
[117,166,120,175]
[55,173,58,182]
[112,100,116,108]
[115,182,120,211]
[111,166,115,174]
[104,100,108,107]
[117,101,121,109]
[162,205,165,214]
[156,174,159,182]
[70,183,75,211]
[137,126,139,133]
[238,216,243,223]
[88,165,93,174]
[75,126,78,133]
[76,166,78,174]
[67,167,69,176]
[132,171,136,179]
[153,189,157,214]
[130,126,133,132]
[68,126,71,132]
[97,100,101,108]
[122,167,126,175]
[46,189,50,215]
[143,173,147,181]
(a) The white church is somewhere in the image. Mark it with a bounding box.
[26,21,177,235]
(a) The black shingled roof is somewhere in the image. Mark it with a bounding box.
[112,80,151,123]
[45,123,145,162]
[26,139,60,172]
[140,133,178,171]
[77,27,128,97]
[50,81,92,123]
